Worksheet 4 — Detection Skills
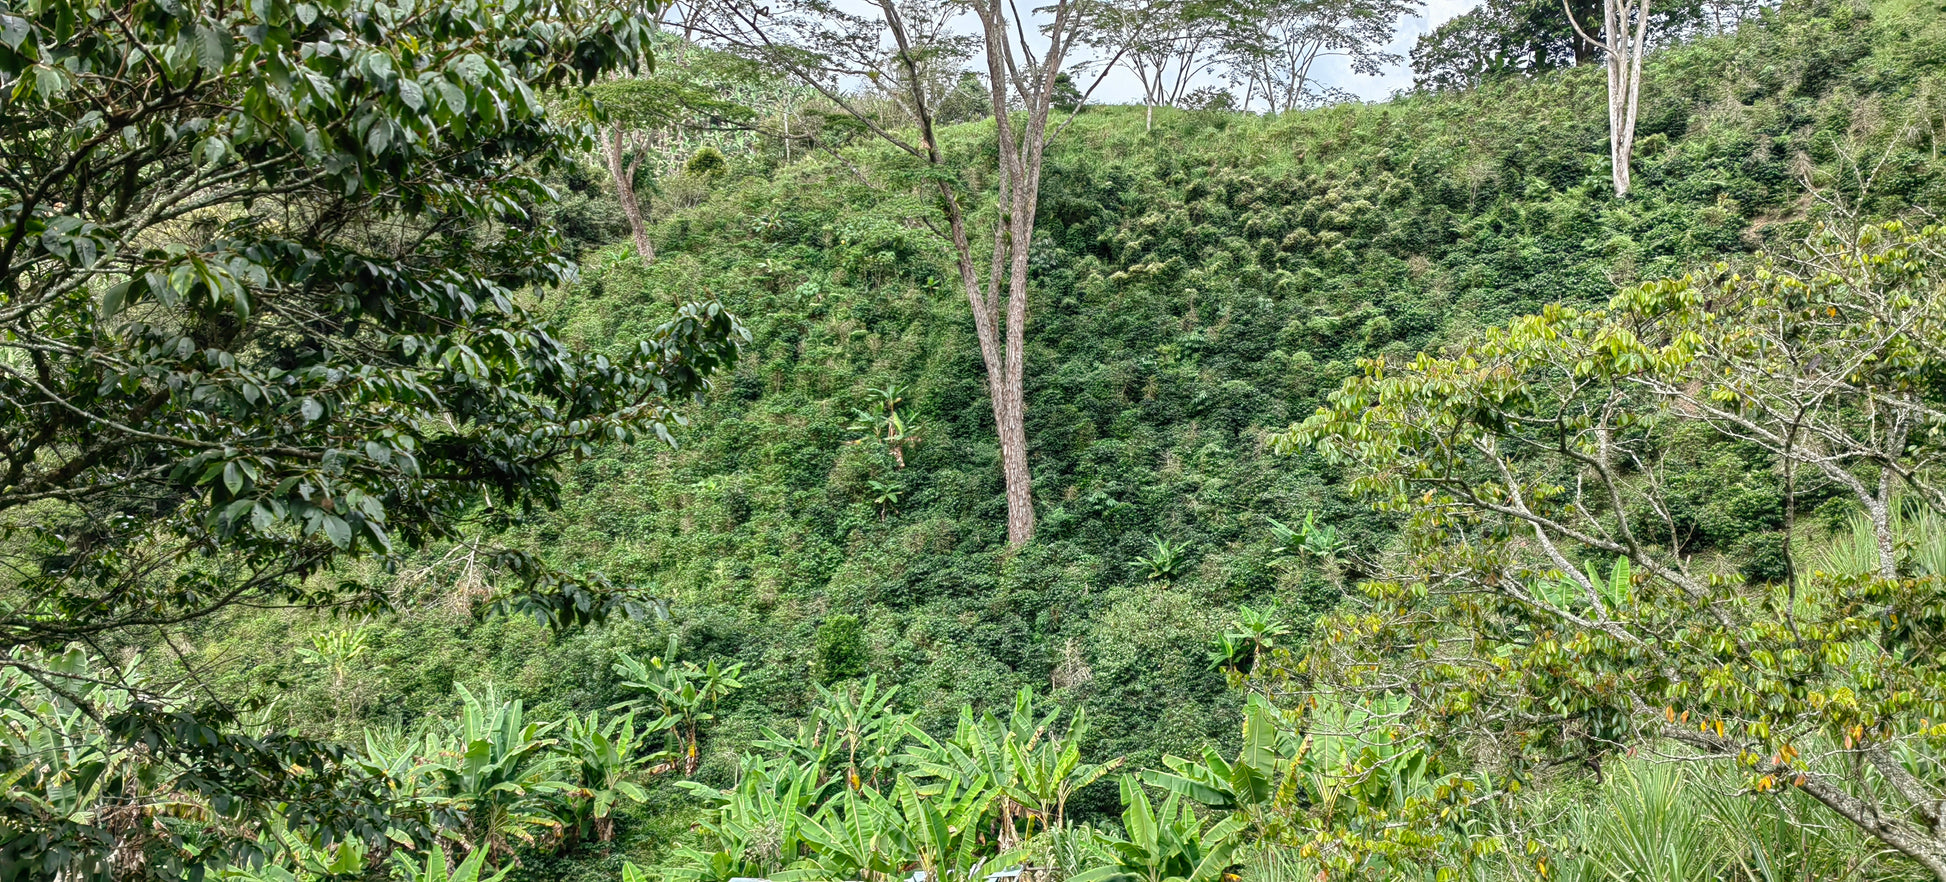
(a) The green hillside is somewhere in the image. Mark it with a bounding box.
[147,0,1946,875]
[533,0,1942,757]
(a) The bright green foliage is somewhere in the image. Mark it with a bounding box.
[848,382,923,469]
[21,0,1946,878]
[1136,536,1196,583]
[2,645,683,879]
[392,843,510,882]
[294,621,385,736]
[1279,221,1946,875]
[812,614,871,683]
[218,824,375,882]
[1142,696,1443,877]
[678,767,996,882]
[0,650,152,877]
[664,758,824,882]
[792,787,907,881]
[661,685,1132,882]
[136,0,1946,811]
[1266,513,1347,561]
[424,0,1946,789]
[1559,763,1720,882]
[1409,0,1756,91]
[0,0,742,650]
[423,686,567,859]
[557,711,662,846]
[614,636,745,775]
[1448,757,1919,881]
[687,148,730,180]
[1143,699,1300,821]
[758,676,911,792]
[0,0,743,869]
[905,687,1125,841]
[887,774,1005,882]
[1207,607,1291,674]
[3,648,439,881]
[584,37,806,179]
[1070,776,1246,882]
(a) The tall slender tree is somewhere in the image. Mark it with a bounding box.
[1217,0,1423,113]
[691,0,1129,545]
[1104,0,1226,130]
[1567,0,1651,196]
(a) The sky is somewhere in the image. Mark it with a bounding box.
[1085,0,1483,104]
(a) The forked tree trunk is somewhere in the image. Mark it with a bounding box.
[849,0,1113,547]
[878,0,1070,547]
[605,123,655,266]
[971,0,1076,547]
[1567,0,1649,198]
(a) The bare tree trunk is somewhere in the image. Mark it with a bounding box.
[884,0,1040,546]
[970,0,1077,547]
[604,123,655,266]
[937,188,1029,543]
[1567,0,1649,198]
[732,0,1120,547]
[997,195,1037,547]
[1611,0,1647,197]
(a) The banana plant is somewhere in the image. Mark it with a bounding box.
[905,687,1123,847]
[1135,536,1194,583]
[392,843,510,882]
[614,636,744,776]
[1070,777,1245,882]
[218,815,372,882]
[1,650,126,875]
[1268,512,1348,561]
[1143,695,1432,849]
[1292,696,1432,827]
[293,620,385,733]
[1207,607,1290,675]
[422,685,565,861]
[665,757,823,882]
[1139,696,1298,836]
[0,647,224,875]
[1536,557,1634,617]
[847,382,922,468]
[755,675,910,793]
[1006,704,1124,836]
[881,774,1002,882]
[790,785,910,882]
[353,726,445,838]
[557,711,668,847]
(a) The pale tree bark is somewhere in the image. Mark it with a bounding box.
[1110,0,1219,131]
[1666,724,1946,881]
[701,0,1125,547]
[962,0,1113,545]
[604,123,655,267]
[1566,0,1650,197]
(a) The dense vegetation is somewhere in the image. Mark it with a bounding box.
[8,0,1946,877]
[455,0,1942,772]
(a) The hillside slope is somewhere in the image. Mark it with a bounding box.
[174,0,1946,842]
